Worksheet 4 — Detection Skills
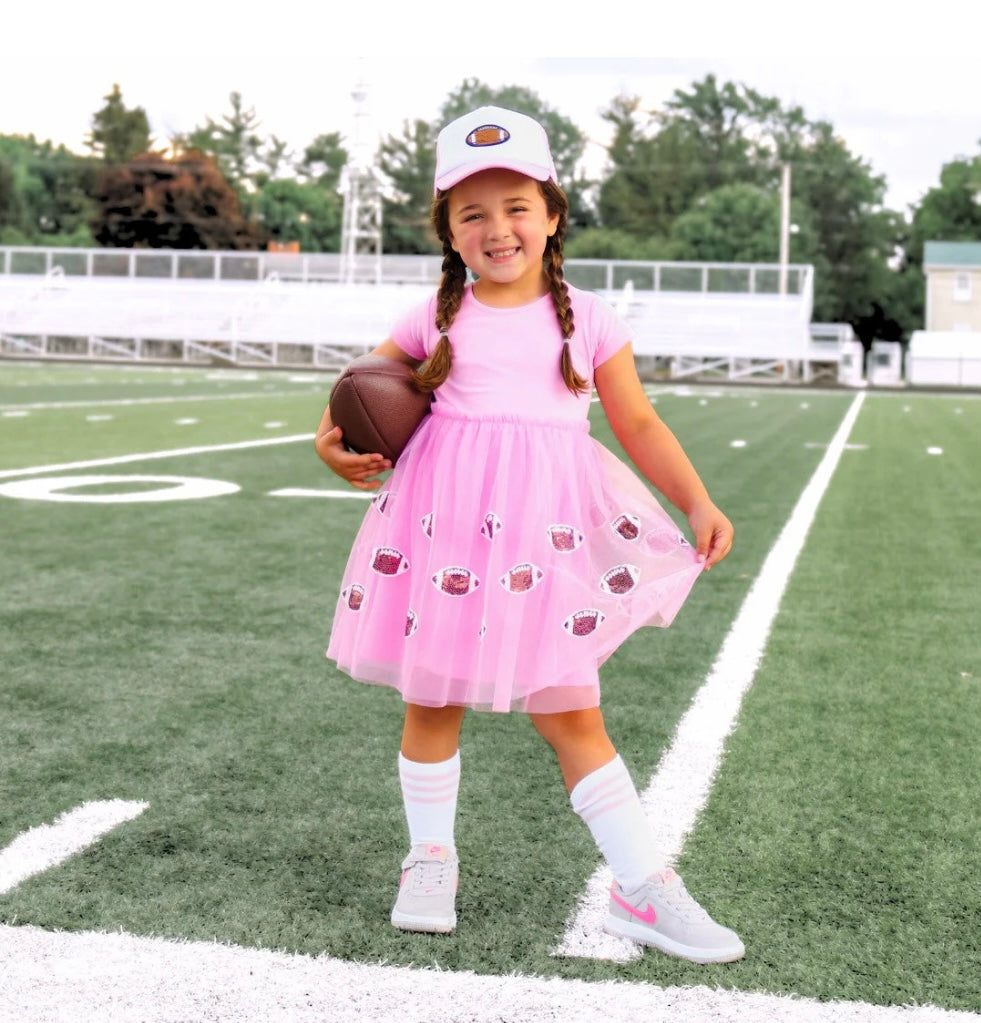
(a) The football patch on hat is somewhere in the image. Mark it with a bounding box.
[432,566,480,596]
[466,124,510,148]
[600,564,641,595]
[371,546,409,576]
[500,562,544,594]
[562,608,606,637]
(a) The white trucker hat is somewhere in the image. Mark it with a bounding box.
[434,106,557,193]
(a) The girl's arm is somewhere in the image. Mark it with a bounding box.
[314,340,421,491]
[594,344,733,570]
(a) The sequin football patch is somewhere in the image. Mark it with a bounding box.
[371,546,409,576]
[432,566,481,596]
[547,523,584,552]
[600,563,640,595]
[562,608,606,636]
[500,562,544,593]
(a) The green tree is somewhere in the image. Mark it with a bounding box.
[778,120,899,325]
[662,75,780,191]
[893,149,981,335]
[906,152,981,265]
[254,178,342,252]
[296,132,347,190]
[0,134,98,245]
[598,76,904,331]
[596,95,706,240]
[598,78,784,241]
[178,92,265,191]
[91,149,257,249]
[668,182,819,265]
[86,84,151,164]
[377,118,439,254]
[0,154,16,235]
[564,226,672,261]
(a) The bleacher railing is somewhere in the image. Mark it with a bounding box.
[0,246,812,297]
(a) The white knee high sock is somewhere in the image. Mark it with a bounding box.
[398,751,461,850]
[570,754,667,893]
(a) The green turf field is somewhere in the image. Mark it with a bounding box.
[1,361,979,1018]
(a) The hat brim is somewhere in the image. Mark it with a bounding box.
[435,158,554,193]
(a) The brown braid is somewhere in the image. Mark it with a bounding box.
[541,181,588,395]
[415,179,589,396]
[413,229,466,392]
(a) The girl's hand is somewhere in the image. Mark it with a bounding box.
[687,500,734,571]
[314,425,392,490]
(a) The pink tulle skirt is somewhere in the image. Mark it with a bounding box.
[326,405,701,713]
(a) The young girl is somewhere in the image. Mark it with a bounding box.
[315,106,744,964]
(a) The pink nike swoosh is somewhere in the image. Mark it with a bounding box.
[610,887,657,924]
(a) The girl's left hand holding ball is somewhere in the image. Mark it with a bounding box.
[315,425,392,490]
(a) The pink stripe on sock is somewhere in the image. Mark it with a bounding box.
[570,765,629,811]
[398,777,460,793]
[400,764,460,784]
[577,792,635,825]
[572,774,630,812]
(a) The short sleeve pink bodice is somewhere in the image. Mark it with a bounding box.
[390,285,631,421]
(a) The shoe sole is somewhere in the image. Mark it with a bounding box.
[391,909,456,933]
[604,915,745,964]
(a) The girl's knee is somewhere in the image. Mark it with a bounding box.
[529,708,608,750]
[405,703,463,727]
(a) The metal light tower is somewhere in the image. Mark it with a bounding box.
[339,79,383,284]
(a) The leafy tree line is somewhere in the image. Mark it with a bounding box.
[2,78,980,340]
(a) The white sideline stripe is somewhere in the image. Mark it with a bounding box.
[1,922,976,1023]
[0,434,315,480]
[555,392,867,962]
[0,801,148,895]
[0,389,322,412]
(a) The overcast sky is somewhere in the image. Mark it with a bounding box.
[4,6,980,215]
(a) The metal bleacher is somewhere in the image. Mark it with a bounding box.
[1,246,846,382]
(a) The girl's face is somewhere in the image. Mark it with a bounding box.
[446,168,559,307]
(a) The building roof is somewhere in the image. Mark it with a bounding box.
[924,241,981,268]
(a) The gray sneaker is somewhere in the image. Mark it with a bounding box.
[390,843,458,933]
[604,867,745,964]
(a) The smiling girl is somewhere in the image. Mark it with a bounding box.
[314,106,743,964]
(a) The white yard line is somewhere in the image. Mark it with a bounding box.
[0,802,148,895]
[0,390,320,412]
[555,392,867,961]
[0,434,315,480]
[268,487,372,499]
[1,919,976,1023]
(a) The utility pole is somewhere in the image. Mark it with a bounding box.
[339,78,383,284]
[779,162,791,296]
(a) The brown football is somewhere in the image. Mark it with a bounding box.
[329,355,431,464]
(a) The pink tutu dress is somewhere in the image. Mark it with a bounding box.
[326,284,702,713]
